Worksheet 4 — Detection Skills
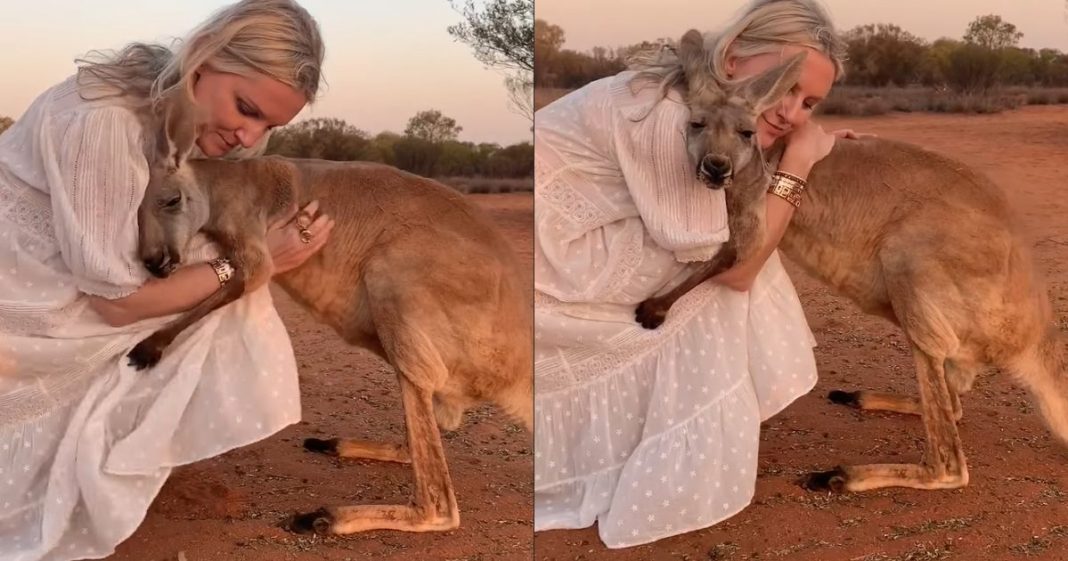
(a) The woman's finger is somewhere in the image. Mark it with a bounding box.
[300,200,321,222]
[304,213,331,235]
[303,218,334,250]
[294,220,332,258]
[269,203,300,231]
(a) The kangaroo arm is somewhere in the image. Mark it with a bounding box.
[712,191,796,291]
[88,263,225,327]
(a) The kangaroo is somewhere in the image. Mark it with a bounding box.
[642,29,1067,493]
[132,93,532,533]
[635,31,804,329]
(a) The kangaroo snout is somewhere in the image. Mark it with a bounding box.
[698,155,733,188]
[143,246,179,278]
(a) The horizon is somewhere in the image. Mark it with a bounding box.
[537,0,1068,55]
[0,0,532,146]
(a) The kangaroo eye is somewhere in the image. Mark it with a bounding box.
[689,121,706,130]
[161,193,182,209]
[739,129,755,140]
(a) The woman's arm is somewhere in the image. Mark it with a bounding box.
[88,201,335,327]
[711,122,836,292]
[87,263,222,327]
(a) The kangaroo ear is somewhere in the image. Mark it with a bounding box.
[677,29,705,77]
[678,29,718,92]
[155,92,199,171]
[737,50,807,115]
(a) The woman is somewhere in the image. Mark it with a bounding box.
[534,0,850,548]
[0,1,334,558]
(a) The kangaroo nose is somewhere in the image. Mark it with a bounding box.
[143,246,177,278]
[699,155,733,187]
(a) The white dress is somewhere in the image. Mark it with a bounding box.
[0,76,301,561]
[533,72,819,548]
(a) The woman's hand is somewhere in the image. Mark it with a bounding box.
[780,120,837,177]
[266,200,335,276]
[832,128,877,140]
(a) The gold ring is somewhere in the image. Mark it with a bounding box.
[299,227,313,244]
[296,211,314,229]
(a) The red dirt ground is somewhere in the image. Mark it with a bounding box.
[533,107,1068,561]
[104,193,533,561]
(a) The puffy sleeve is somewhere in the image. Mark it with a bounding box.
[534,151,648,304]
[609,79,729,262]
[534,79,680,306]
[42,105,150,299]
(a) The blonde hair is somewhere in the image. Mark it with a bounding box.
[76,0,325,111]
[629,0,846,98]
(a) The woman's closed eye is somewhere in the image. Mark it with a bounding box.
[238,98,280,130]
[237,98,261,119]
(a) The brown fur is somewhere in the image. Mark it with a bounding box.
[635,30,803,328]
[648,30,1068,493]
[133,100,532,533]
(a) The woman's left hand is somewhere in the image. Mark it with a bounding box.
[832,129,877,140]
[780,120,837,177]
[266,200,335,276]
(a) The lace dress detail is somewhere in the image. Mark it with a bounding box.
[533,73,818,548]
[0,75,302,561]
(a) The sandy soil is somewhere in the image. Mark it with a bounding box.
[104,193,533,561]
[533,106,1068,561]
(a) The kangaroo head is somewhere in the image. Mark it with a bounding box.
[677,28,805,191]
[138,91,211,278]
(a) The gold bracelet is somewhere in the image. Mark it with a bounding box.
[768,175,805,208]
[773,170,808,187]
[209,257,235,286]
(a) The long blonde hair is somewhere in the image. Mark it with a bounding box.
[629,0,846,101]
[76,0,325,111]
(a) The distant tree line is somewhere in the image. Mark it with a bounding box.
[266,109,532,178]
[0,111,532,179]
[536,14,1068,94]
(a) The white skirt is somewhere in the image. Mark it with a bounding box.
[534,252,818,548]
[0,211,302,561]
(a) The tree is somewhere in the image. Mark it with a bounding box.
[369,131,402,165]
[447,0,532,73]
[843,23,927,86]
[1000,47,1036,85]
[404,110,463,143]
[964,15,1023,50]
[504,74,533,122]
[534,19,565,86]
[448,0,533,121]
[393,137,443,177]
[265,118,372,161]
[918,38,960,86]
[438,140,482,176]
[0,117,13,135]
[943,42,1002,93]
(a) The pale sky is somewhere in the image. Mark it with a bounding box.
[0,0,532,145]
[537,0,1068,54]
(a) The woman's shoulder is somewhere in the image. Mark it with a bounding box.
[535,71,689,134]
[44,74,147,133]
[606,71,689,122]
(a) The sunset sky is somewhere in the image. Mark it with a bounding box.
[537,0,1068,54]
[0,0,532,145]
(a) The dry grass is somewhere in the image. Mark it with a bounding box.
[853,543,954,561]
[437,176,532,194]
[817,86,1068,116]
[537,85,1068,117]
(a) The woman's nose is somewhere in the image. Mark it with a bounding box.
[777,93,803,127]
[235,123,267,148]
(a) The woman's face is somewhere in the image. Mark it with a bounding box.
[192,66,306,157]
[727,46,835,148]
